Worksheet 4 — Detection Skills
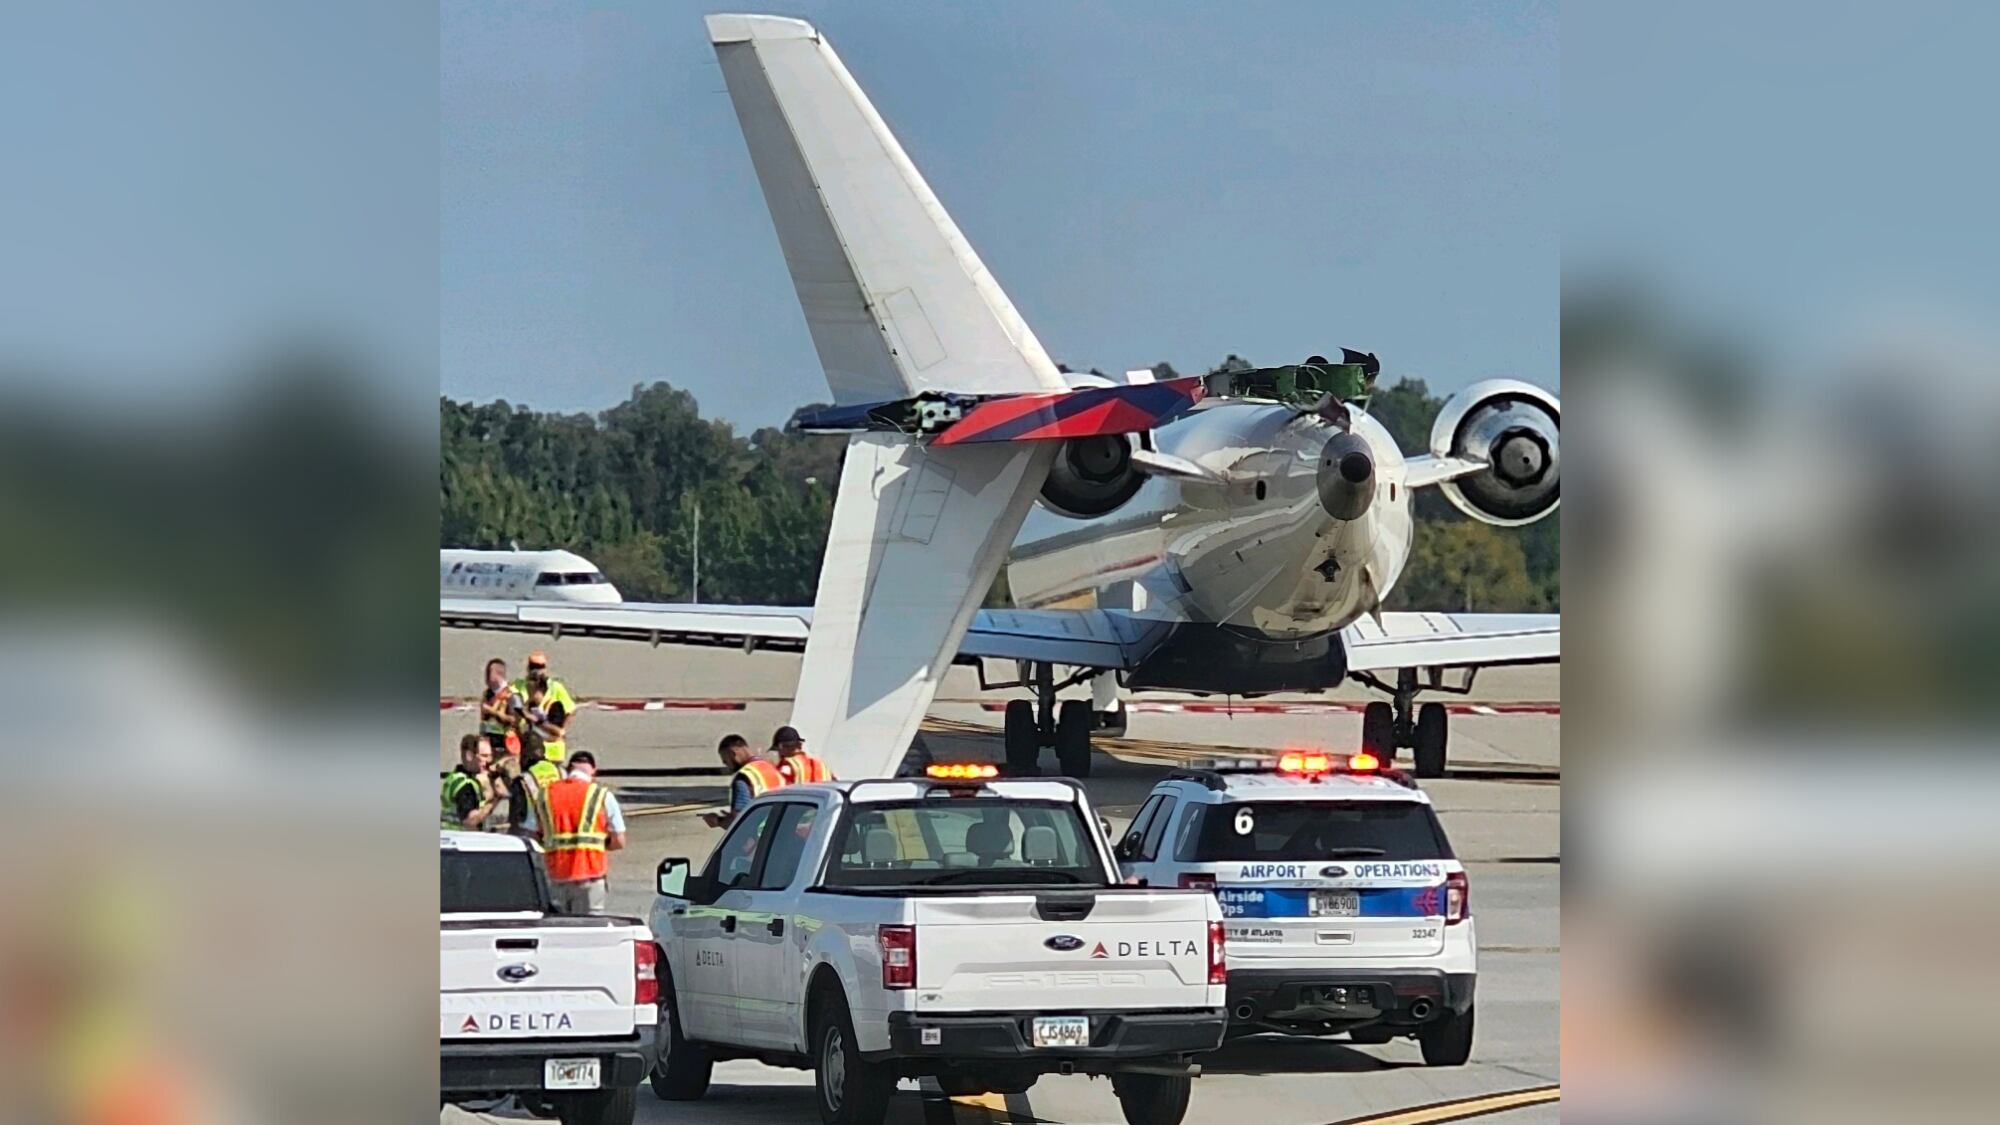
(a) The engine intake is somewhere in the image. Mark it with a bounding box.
[1038,434,1146,518]
[1429,379,1560,526]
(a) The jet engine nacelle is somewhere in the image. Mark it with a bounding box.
[1038,434,1146,519]
[1429,378,1561,526]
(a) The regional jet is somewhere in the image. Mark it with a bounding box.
[440,14,1559,780]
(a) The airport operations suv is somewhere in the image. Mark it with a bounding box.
[647,766,1228,1125]
[1114,751,1476,1066]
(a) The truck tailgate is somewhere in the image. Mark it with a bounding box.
[910,891,1215,1012]
[440,919,640,1040]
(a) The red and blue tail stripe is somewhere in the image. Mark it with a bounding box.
[932,377,1206,446]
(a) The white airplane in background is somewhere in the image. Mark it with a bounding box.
[440,548,622,604]
[440,14,1558,780]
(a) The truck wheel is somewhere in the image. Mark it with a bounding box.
[648,986,712,1100]
[1413,702,1448,778]
[1003,699,1039,775]
[1419,1002,1475,1066]
[813,992,894,1125]
[1111,1072,1191,1125]
[556,1084,636,1125]
[1055,700,1094,777]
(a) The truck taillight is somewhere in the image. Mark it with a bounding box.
[634,940,660,1006]
[1445,871,1469,925]
[1207,921,1227,985]
[879,925,917,990]
[1178,873,1216,893]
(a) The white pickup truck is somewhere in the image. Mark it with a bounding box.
[440,831,658,1125]
[647,772,1229,1125]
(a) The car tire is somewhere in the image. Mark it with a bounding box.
[648,983,712,1101]
[1055,700,1094,778]
[556,1084,636,1125]
[1361,701,1395,760]
[1111,1072,1192,1125]
[813,990,894,1125]
[1413,702,1448,778]
[1419,1002,1475,1066]
[1003,699,1040,775]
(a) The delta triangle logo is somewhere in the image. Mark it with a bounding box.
[460,1015,480,1033]
[1090,942,1108,959]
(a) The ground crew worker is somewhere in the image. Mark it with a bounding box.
[522,750,626,915]
[441,734,501,830]
[701,733,785,828]
[506,732,564,838]
[514,651,575,763]
[772,725,834,784]
[477,657,515,744]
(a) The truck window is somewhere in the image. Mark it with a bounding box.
[823,800,1108,888]
[1179,800,1453,863]
[707,805,777,891]
[754,803,820,890]
[441,849,546,913]
[1120,795,1163,857]
[1137,796,1178,861]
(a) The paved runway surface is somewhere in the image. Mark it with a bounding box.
[442,632,1559,1124]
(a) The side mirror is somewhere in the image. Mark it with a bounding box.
[1112,838,1136,863]
[656,857,692,899]
[1098,816,1114,840]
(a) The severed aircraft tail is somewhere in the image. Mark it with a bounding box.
[708,14,1065,778]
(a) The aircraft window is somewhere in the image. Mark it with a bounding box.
[565,572,602,585]
[535,572,563,586]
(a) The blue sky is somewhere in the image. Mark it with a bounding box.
[443,1,1556,428]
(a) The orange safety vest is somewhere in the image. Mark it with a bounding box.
[736,759,787,797]
[779,753,834,784]
[536,777,611,883]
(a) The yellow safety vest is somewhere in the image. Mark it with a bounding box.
[514,679,577,762]
[440,770,480,828]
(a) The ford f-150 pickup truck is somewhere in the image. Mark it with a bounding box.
[647,770,1229,1125]
[440,831,658,1125]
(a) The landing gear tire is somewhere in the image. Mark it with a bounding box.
[1111,1072,1192,1125]
[557,1085,636,1125]
[1003,699,1040,775]
[648,981,711,1101]
[813,991,894,1125]
[1413,702,1448,779]
[1419,1002,1475,1067]
[1055,700,1094,778]
[1361,701,1395,761]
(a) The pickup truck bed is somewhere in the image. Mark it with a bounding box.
[440,832,657,1125]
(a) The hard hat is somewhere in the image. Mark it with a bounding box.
[527,651,549,668]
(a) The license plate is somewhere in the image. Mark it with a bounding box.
[1311,889,1359,917]
[544,1058,600,1090]
[1031,1016,1090,1048]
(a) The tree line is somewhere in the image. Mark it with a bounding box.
[441,363,1558,612]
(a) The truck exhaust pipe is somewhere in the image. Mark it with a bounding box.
[1233,1000,1258,1021]
[1316,432,1376,521]
[1409,998,1435,1020]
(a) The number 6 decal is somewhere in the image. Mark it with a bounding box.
[1233,807,1255,835]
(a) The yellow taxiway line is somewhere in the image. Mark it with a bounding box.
[1327,1084,1559,1125]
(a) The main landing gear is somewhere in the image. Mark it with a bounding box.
[1354,667,1465,779]
[985,662,1117,778]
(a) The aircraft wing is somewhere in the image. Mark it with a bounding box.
[1340,612,1560,673]
[439,600,1168,672]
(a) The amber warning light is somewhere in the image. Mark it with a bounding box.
[926,763,999,780]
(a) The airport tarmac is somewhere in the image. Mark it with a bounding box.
[442,631,1559,1124]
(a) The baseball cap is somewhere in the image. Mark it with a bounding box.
[527,651,549,668]
[772,725,804,746]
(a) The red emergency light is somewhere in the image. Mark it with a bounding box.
[1276,751,1331,775]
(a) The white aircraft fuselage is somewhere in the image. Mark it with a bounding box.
[1008,401,1411,641]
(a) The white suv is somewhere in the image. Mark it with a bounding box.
[1114,752,1476,1065]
